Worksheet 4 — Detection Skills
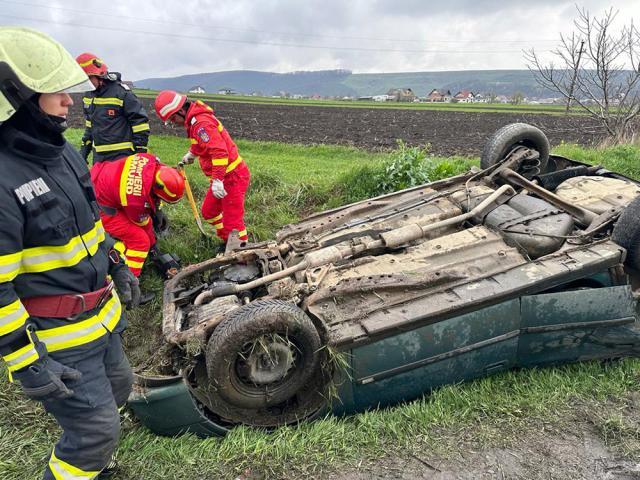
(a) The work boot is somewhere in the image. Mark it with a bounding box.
[139,290,155,305]
[215,242,227,256]
[97,456,118,478]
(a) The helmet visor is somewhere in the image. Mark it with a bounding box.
[60,78,95,94]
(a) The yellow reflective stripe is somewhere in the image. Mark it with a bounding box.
[126,259,144,269]
[85,120,92,127]
[38,294,122,352]
[119,155,134,207]
[125,249,148,259]
[0,251,22,282]
[211,158,229,166]
[49,450,100,480]
[132,123,150,133]
[20,221,105,275]
[226,157,243,173]
[0,300,28,336]
[132,217,150,227]
[3,342,39,372]
[238,229,248,237]
[94,142,134,153]
[190,138,198,144]
[113,241,126,256]
[82,97,93,106]
[214,223,224,230]
[217,123,223,133]
[93,97,124,107]
[212,214,223,222]
[84,140,92,146]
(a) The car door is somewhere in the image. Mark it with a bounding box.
[518,285,640,367]
[343,299,521,413]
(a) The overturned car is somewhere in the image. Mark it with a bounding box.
[130,123,640,437]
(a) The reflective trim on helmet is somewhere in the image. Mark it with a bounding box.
[159,93,184,118]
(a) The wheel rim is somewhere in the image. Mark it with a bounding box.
[231,332,303,403]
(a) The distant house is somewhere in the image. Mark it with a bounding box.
[122,80,134,90]
[473,93,488,103]
[217,88,238,95]
[188,85,206,94]
[426,89,452,102]
[386,88,416,102]
[372,94,390,102]
[454,90,475,103]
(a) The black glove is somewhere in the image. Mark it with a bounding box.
[149,245,181,279]
[152,209,169,236]
[135,146,148,154]
[111,263,141,310]
[13,357,82,401]
[80,144,91,161]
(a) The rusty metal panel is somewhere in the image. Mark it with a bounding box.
[518,285,640,367]
[555,176,640,214]
[322,241,624,348]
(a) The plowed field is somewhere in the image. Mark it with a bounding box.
[68,98,604,156]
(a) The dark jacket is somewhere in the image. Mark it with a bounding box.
[81,72,150,163]
[0,110,125,373]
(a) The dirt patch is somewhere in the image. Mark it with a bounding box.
[67,99,605,156]
[319,395,640,480]
[324,428,638,479]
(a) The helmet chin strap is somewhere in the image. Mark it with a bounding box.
[25,94,68,134]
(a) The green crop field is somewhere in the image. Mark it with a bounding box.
[134,88,581,116]
[1,132,639,479]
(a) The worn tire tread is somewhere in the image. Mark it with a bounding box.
[481,123,550,172]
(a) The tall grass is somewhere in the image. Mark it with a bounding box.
[1,132,640,479]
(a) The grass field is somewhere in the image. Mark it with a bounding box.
[134,88,583,116]
[1,132,639,479]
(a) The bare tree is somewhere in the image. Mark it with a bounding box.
[525,7,640,143]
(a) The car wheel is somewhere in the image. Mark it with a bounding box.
[612,195,640,270]
[481,123,550,176]
[206,300,322,409]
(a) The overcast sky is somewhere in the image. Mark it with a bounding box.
[1,0,638,80]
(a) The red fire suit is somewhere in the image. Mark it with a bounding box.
[185,100,250,242]
[91,153,159,276]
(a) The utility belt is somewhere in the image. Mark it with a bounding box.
[22,281,115,320]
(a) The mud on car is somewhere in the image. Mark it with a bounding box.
[130,123,640,437]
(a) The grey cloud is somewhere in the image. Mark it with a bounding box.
[2,0,638,79]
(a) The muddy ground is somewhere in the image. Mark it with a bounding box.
[67,99,605,156]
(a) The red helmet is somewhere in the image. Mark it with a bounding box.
[153,165,185,203]
[76,52,108,77]
[155,90,187,122]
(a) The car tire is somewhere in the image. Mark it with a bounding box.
[481,123,550,176]
[206,300,322,410]
[612,195,640,270]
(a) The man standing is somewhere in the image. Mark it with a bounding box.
[76,52,150,164]
[0,28,140,479]
[154,91,250,247]
[92,153,184,278]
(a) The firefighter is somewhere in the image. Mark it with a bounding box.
[153,91,250,248]
[77,53,171,239]
[92,153,185,278]
[75,52,150,165]
[0,27,140,479]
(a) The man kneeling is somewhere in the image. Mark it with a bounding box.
[92,153,184,285]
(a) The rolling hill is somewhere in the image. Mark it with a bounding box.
[135,69,554,99]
